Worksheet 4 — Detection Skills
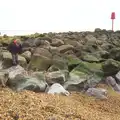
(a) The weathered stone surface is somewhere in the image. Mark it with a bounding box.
[7,70,47,92]
[28,55,52,71]
[58,45,74,53]
[45,70,68,85]
[115,71,120,83]
[52,55,68,70]
[86,88,107,99]
[85,34,97,43]
[81,54,100,62]
[105,76,116,87]
[109,48,120,61]
[63,39,80,47]
[64,61,103,91]
[94,28,102,32]
[16,77,47,92]
[28,48,52,71]
[105,76,120,92]
[6,65,26,80]
[22,38,36,47]
[0,71,9,87]
[21,51,31,62]
[2,52,27,68]
[51,39,64,47]
[102,59,120,76]
[33,48,52,58]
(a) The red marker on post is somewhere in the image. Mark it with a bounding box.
[111,12,115,31]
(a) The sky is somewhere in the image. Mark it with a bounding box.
[0,0,119,35]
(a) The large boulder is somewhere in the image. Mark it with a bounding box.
[45,70,68,85]
[0,37,13,46]
[49,46,59,55]
[66,54,80,66]
[28,56,52,71]
[81,53,100,62]
[31,71,46,80]
[17,77,47,92]
[51,39,64,47]
[97,34,108,41]
[6,65,26,80]
[100,43,114,51]
[85,34,97,44]
[65,54,81,71]
[47,83,70,96]
[81,44,100,53]
[7,71,47,92]
[52,54,68,70]
[1,52,27,68]
[115,71,120,83]
[21,51,31,62]
[28,48,52,71]
[94,28,102,32]
[58,44,74,53]
[64,61,104,91]
[0,71,9,87]
[97,50,109,59]
[34,38,50,47]
[109,33,120,47]
[39,41,51,50]
[33,47,52,58]
[109,48,120,61]
[22,37,51,48]
[22,38,35,47]
[81,51,108,62]
[102,59,120,76]
[105,76,116,87]
[63,39,81,47]
[63,71,87,91]
[105,76,120,92]
[83,51,109,61]
[85,88,107,99]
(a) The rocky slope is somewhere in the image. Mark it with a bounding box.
[1,28,120,91]
[0,28,120,119]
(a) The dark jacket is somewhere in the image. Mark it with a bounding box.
[7,42,22,54]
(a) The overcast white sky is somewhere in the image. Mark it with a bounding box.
[0,0,119,35]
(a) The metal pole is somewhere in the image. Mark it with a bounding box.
[112,19,114,31]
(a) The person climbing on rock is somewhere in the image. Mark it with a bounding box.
[7,39,22,66]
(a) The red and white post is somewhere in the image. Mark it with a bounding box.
[111,12,115,31]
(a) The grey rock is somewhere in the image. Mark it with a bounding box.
[105,76,116,87]
[45,70,68,85]
[0,71,9,87]
[21,51,31,62]
[86,88,107,99]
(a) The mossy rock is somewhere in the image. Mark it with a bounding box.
[73,61,103,77]
[64,61,104,91]
[0,37,13,46]
[70,70,87,80]
[102,59,120,76]
[28,55,52,71]
[66,55,81,66]
[81,54,100,62]
[109,48,120,61]
[52,55,68,70]
[65,55,81,71]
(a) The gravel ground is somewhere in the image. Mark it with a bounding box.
[0,85,120,120]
